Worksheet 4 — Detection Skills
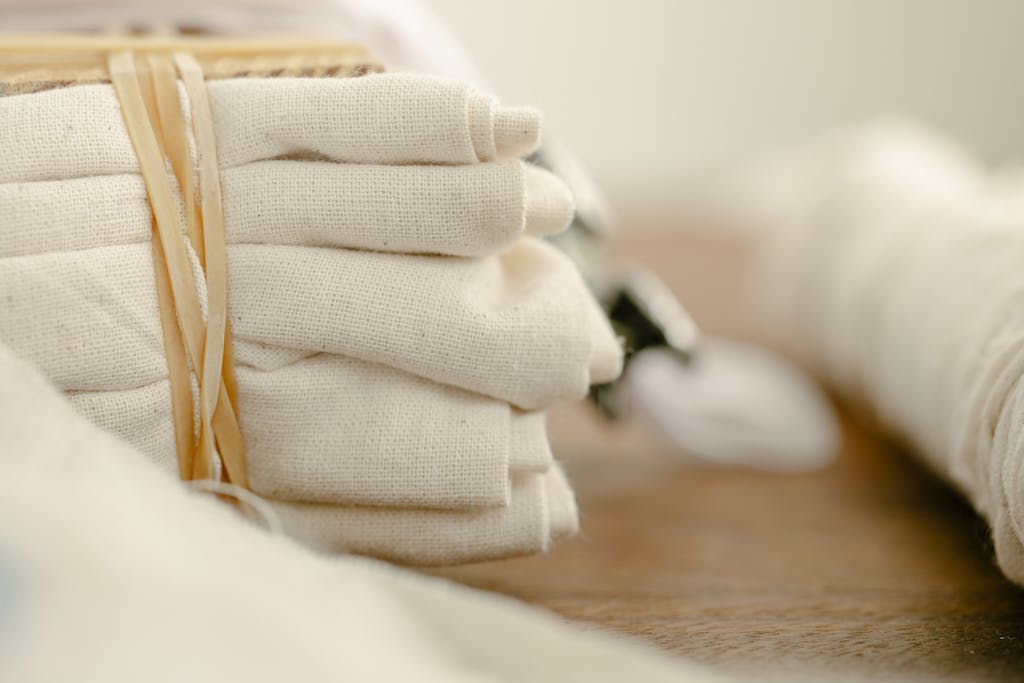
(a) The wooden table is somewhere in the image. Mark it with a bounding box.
[433,230,1024,682]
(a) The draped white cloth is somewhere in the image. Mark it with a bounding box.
[0,343,717,682]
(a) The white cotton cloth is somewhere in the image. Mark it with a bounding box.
[0,74,541,182]
[49,265,596,561]
[738,122,1024,584]
[274,467,579,566]
[68,356,552,508]
[0,160,573,259]
[71,358,575,562]
[1,237,619,409]
[0,341,721,683]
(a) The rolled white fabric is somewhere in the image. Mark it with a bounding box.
[0,340,718,682]
[741,122,1024,584]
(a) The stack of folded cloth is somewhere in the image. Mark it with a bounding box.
[0,71,623,564]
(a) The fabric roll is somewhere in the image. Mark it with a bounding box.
[0,237,619,409]
[0,340,720,682]
[0,160,572,259]
[68,354,552,508]
[740,122,1024,584]
[273,467,575,566]
[0,73,540,184]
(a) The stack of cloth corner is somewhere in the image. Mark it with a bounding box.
[0,71,623,565]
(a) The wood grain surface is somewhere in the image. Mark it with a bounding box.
[432,230,1024,682]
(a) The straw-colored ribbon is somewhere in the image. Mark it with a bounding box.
[107,49,246,486]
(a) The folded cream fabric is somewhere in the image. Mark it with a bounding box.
[0,74,539,182]
[0,341,720,682]
[0,72,623,564]
[67,350,580,563]
[66,344,583,563]
[69,357,552,508]
[274,467,579,565]
[0,160,571,259]
[1,238,618,409]
[735,122,1024,585]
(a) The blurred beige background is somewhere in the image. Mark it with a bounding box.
[426,0,1024,225]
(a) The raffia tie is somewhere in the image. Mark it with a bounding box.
[107,49,246,486]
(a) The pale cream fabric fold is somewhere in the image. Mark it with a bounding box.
[0,160,571,259]
[0,340,720,683]
[0,237,618,409]
[0,73,540,183]
[273,467,576,566]
[68,356,552,508]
